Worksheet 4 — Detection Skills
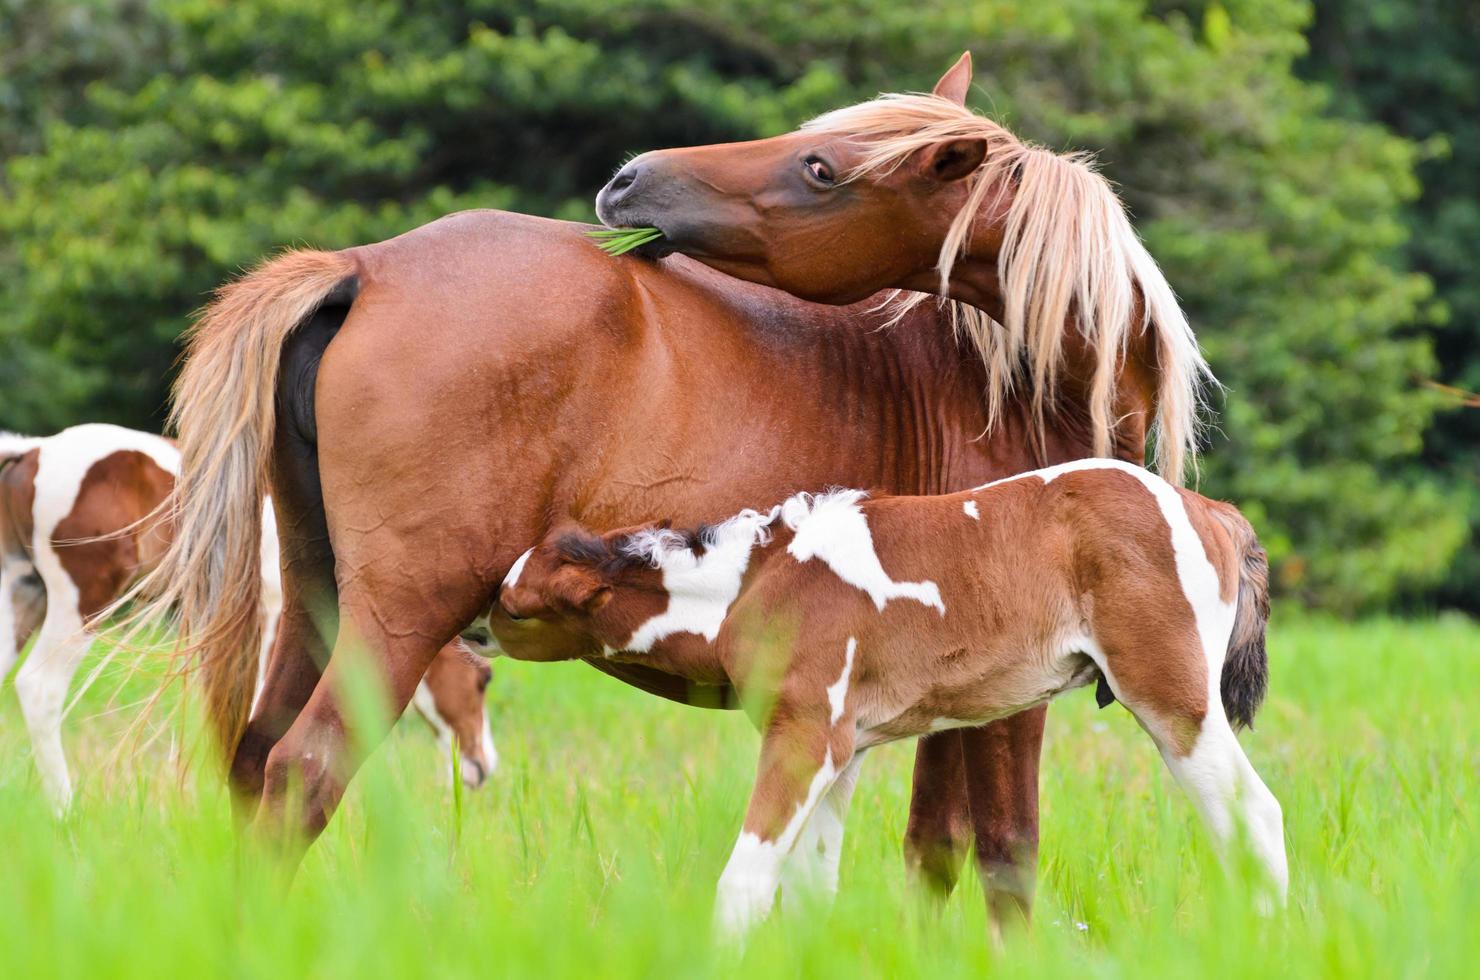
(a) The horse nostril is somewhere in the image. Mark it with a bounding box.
[609,166,637,193]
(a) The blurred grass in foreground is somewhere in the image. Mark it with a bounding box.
[0,611,1475,978]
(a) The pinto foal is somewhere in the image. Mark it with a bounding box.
[0,424,495,810]
[501,458,1286,935]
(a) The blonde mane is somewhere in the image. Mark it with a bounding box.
[802,94,1213,483]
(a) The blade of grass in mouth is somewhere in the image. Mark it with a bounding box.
[586,226,665,256]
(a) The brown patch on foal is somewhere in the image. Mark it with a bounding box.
[0,448,40,558]
[52,450,176,621]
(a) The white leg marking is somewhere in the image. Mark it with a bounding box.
[780,752,865,909]
[715,748,842,938]
[1160,715,1288,901]
[15,604,93,812]
[962,499,979,520]
[826,637,855,725]
[783,491,944,615]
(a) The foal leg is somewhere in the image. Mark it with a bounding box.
[1155,712,1288,901]
[14,600,93,811]
[961,708,1048,934]
[780,752,866,909]
[715,705,855,938]
[1093,627,1287,903]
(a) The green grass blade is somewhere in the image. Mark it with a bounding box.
[585,226,664,256]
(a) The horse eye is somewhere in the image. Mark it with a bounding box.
[804,156,835,185]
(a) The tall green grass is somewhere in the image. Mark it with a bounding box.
[1,612,1475,977]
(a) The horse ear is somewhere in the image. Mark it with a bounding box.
[932,52,973,105]
[552,566,613,614]
[919,137,988,183]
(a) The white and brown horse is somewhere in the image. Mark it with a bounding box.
[123,56,1209,930]
[501,459,1285,936]
[0,424,494,810]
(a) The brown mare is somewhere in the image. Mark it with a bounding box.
[501,458,1285,935]
[0,424,494,811]
[127,56,1206,930]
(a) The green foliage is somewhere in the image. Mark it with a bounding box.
[1300,0,1479,607]
[0,0,1466,608]
[1,614,1478,975]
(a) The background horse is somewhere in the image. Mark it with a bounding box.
[124,57,1205,931]
[0,424,494,810]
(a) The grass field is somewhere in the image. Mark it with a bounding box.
[1,611,1475,978]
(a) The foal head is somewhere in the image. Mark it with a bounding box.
[499,523,690,649]
[500,510,778,653]
[415,641,496,788]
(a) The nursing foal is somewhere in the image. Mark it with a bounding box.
[1,424,494,809]
[501,459,1286,936]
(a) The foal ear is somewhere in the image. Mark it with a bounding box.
[931,52,973,106]
[918,137,988,183]
[552,567,614,614]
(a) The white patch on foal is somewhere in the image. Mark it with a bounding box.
[962,499,980,520]
[621,508,777,652]
[502,547,534,592]
[826,637,855,725]
[782,490,944,615]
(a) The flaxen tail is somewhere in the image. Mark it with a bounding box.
[1213,508,1271,730]
[122,249,358,762]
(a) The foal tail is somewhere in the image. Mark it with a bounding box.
[123,249,359,762]
[1213,507,1271,730]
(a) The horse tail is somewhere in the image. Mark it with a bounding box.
[1213,506,1271,730]
[127,249,359,762]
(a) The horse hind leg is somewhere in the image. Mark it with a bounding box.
[1090,620,1288,903]
[253,546,489,849]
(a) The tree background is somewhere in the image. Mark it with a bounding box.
[1,0,1473,611]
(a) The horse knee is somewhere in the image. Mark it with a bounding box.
[903,823,970,897]
[259,736,340,839]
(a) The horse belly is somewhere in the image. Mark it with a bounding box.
[859,634,1097,747]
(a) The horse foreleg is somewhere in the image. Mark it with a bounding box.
[961,707,1047,936]
[903,731,971,897]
